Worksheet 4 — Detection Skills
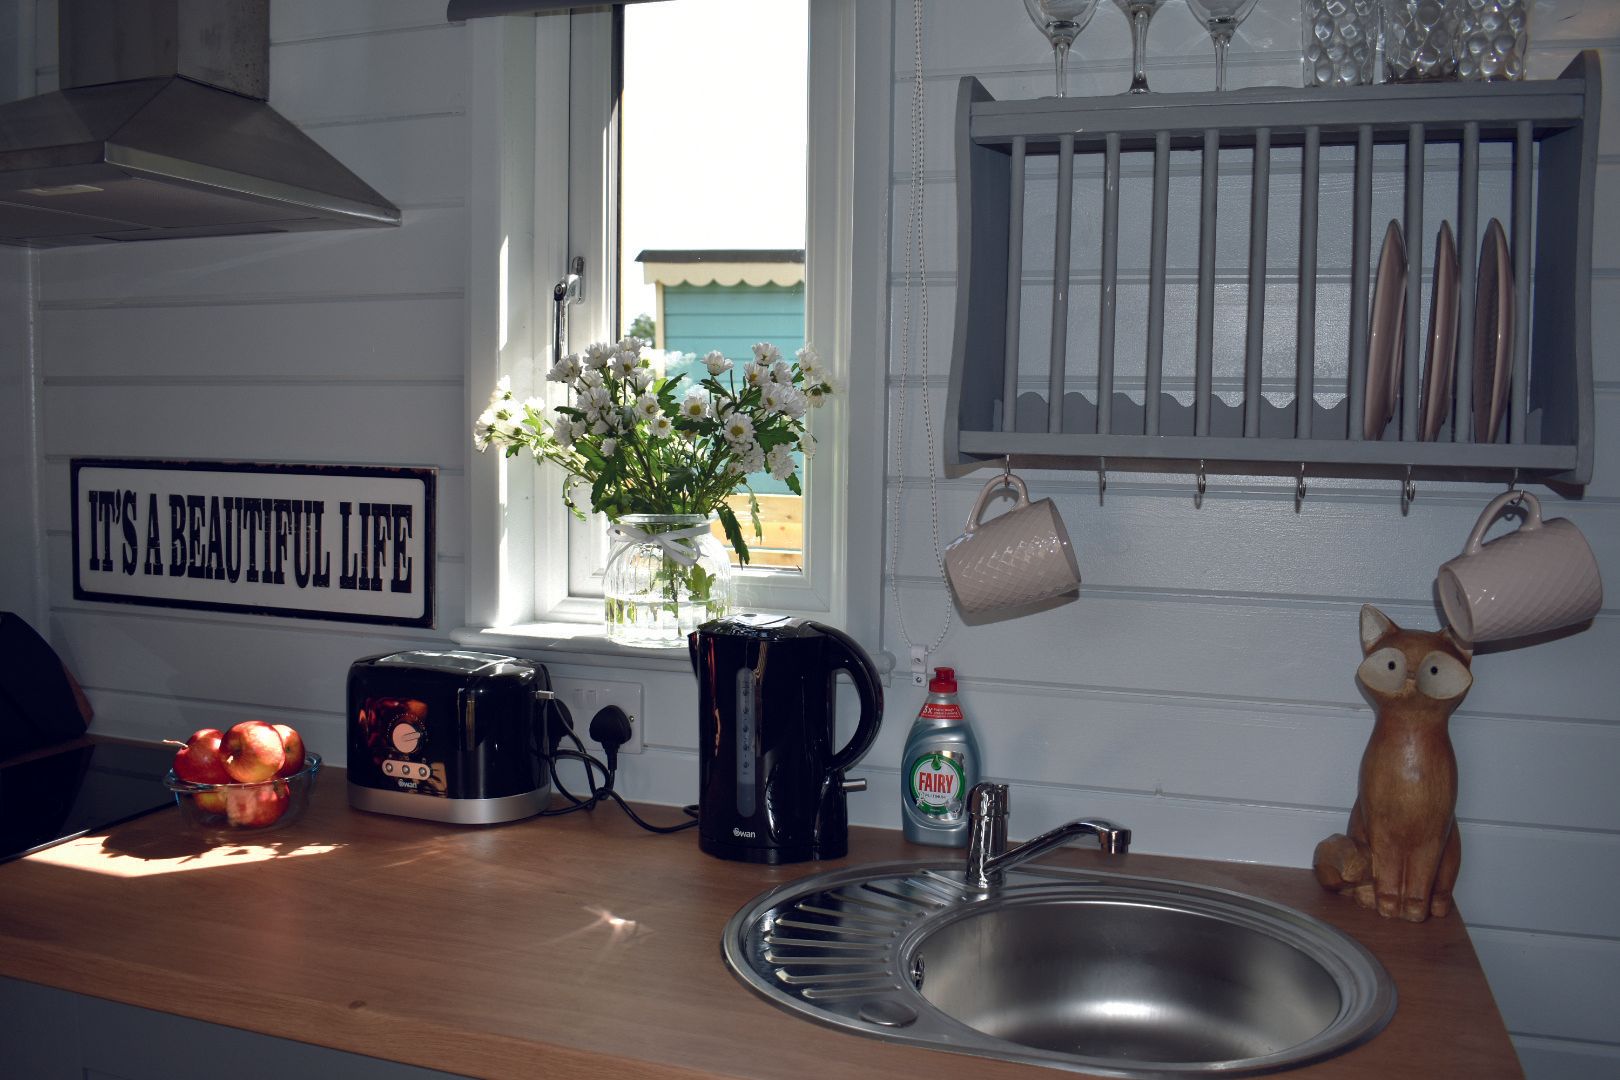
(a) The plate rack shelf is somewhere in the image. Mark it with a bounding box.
[944,52,1600,487]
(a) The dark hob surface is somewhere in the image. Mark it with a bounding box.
[0,739,175,863]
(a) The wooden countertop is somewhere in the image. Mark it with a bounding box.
[0,764,1521,1080]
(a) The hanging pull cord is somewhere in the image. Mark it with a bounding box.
[888,0,952,657]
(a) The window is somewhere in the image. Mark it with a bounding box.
[567,0,811,593]
[460,0,889,651]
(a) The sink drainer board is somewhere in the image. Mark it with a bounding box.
[723,861,1396,1078]
[944,53,1600,486]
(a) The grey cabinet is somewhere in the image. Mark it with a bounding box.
[0,976,468,1080]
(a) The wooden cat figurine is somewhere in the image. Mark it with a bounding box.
[1314,605,1473,922]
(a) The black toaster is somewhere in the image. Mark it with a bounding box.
[347,650,552,824]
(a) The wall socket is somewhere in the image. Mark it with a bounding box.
[550,677,645,755]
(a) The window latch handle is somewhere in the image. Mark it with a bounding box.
[552,256,585,359]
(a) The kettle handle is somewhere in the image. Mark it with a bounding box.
[806,621,884,774]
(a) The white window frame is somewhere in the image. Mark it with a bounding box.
[458,1,890,661]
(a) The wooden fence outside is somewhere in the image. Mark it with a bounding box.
[710,493,803,569]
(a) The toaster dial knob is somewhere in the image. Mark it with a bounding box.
[390,720,425,754]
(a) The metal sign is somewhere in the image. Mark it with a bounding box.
[71,459,435,628]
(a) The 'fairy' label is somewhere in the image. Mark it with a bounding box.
[908,751,967,818]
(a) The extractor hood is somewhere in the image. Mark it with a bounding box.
[0,0,401,248]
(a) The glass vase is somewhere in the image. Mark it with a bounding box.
[603,514,734,648]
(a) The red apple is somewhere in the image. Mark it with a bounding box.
[220,721,286,784]
[272,724,306,778]
[192,789,228,816]
[223,781,289,827]
[172,728,232,785]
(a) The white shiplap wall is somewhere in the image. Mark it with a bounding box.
[11,0,475,785]
[2,1,1616,1077]
[1,245,42,626]
[874,4,1620,1079]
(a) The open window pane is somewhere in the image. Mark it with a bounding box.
[618,0,810,572]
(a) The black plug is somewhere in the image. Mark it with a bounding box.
[588,704,634,774]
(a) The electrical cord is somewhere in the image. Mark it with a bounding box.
[536,697,698,834]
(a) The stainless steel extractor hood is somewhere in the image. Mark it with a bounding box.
[0,0,401,248]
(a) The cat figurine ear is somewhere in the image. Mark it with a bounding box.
[1442,625,1474,662]
[1359,603,1395,654]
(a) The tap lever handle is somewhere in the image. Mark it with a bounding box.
[969,782,1009,818]
[965,783,1010,889]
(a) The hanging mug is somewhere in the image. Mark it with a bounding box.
[943,473,1080,615]
[1436,490,1602,644]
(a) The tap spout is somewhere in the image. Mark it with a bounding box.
[965,782,1131,889]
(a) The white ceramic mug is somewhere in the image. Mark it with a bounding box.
[1436,490,1603,644]
[944,474,1080,615]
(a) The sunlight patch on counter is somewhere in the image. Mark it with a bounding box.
[28,836,344,878]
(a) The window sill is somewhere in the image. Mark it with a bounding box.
[450,623,696,672]
[450,621,898,676]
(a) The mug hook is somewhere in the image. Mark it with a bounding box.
[1098,457,1107,502]
[1507,469,1523,508]
[1401,466,1417,516]
[1194,460,1207,508]
[1003,454,1012,481]
[1295,463,1307,512]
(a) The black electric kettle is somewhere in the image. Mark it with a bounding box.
[689,614,883,863]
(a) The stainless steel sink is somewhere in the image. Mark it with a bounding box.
[722,861,1396,1077]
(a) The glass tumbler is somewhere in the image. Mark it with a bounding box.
[1454,0,1531,81]
[1383,0,1462,81]
[1302,0,1378,88]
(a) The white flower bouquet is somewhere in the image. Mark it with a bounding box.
[475,337,832,565]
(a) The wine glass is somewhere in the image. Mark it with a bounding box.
[1184,0,1261,90]
[1114,0,1168,94]
[1023,0,1101,98]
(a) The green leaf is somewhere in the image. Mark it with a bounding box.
[717,504,751,565]
[785,472,802,496]
[686,563,714,600]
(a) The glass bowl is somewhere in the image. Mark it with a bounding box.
[165,752,322,834]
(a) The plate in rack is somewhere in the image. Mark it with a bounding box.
[1472,218,1514,443]
[1363,220,1407,440]
[1420,221,1460,441]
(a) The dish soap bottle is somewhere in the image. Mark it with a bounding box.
[901,667,979,847]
